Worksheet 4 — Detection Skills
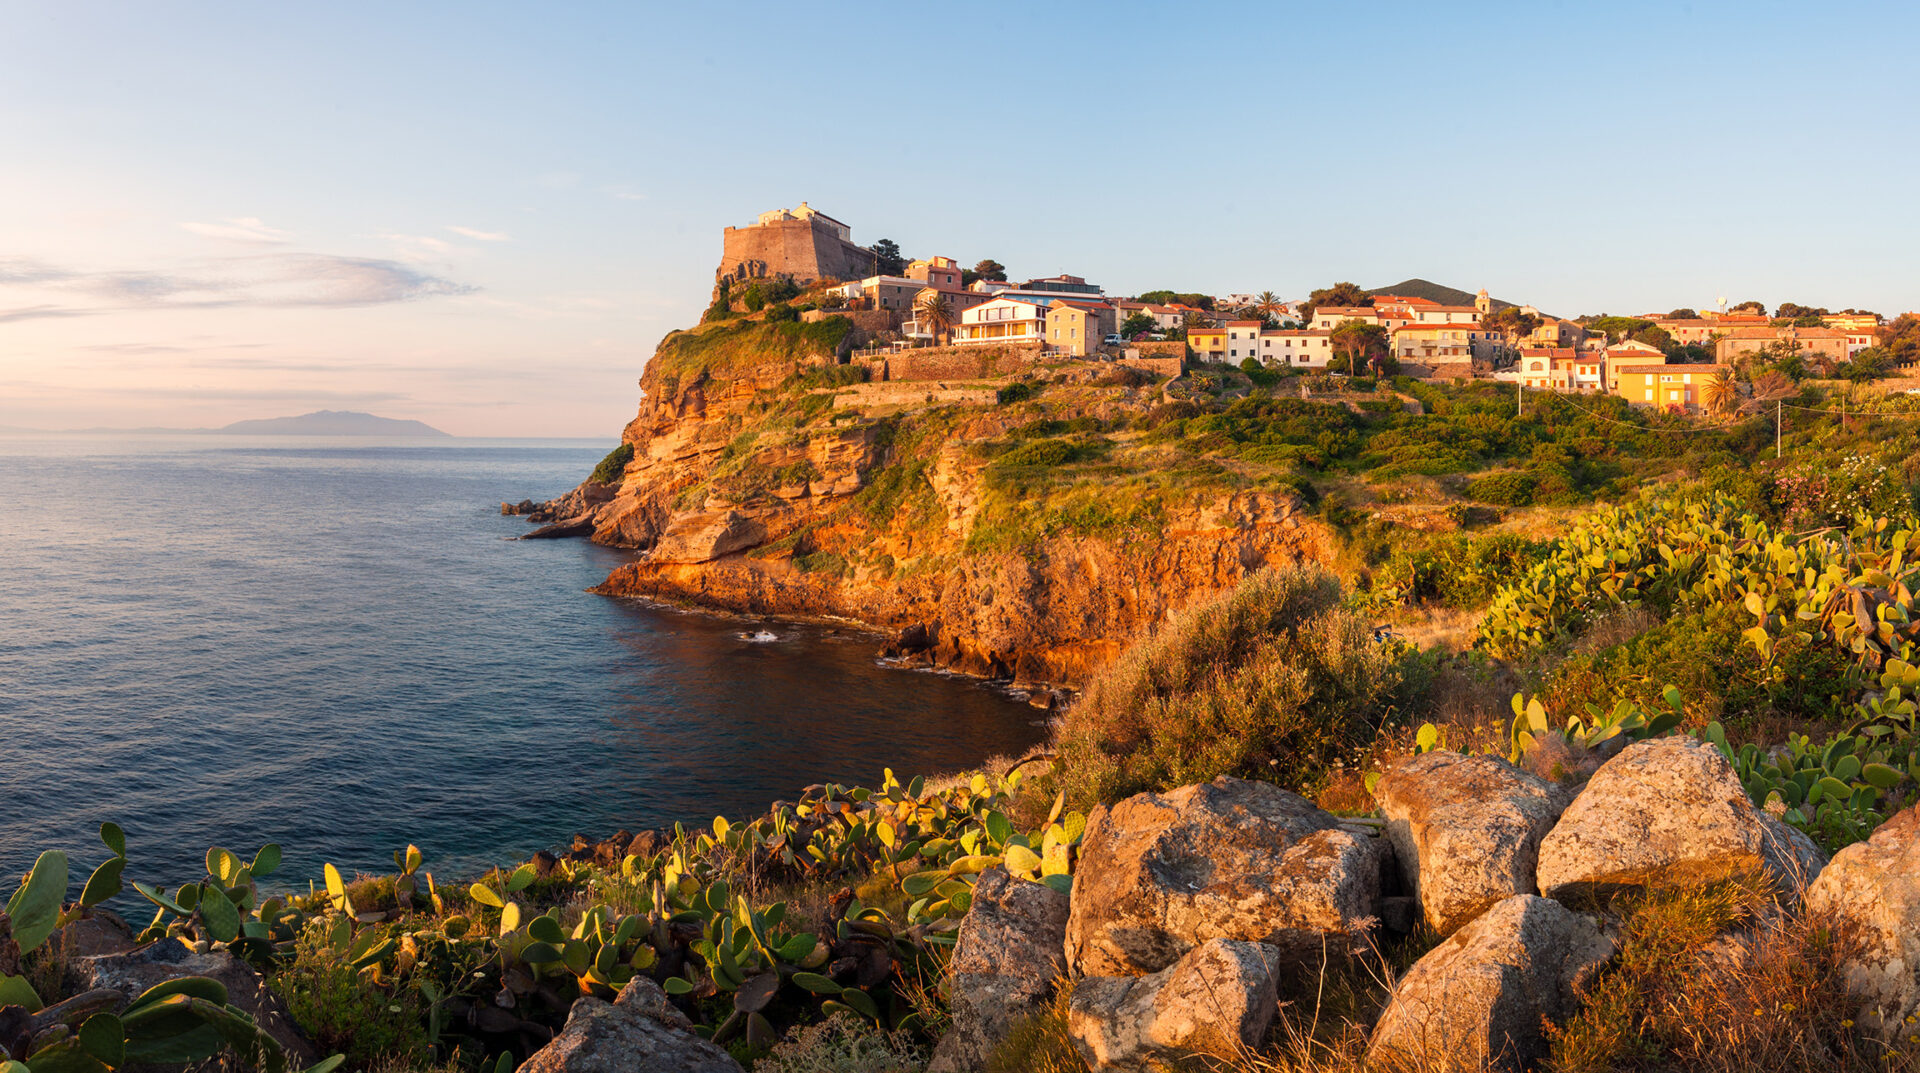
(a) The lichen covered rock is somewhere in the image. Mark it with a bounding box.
[518,976,741,1073]
[1376,750,1567,935]
[1536,736,1826,902]
[1067,938,1280,1072]
[1804,805,1920,1041]
[927,867,1070,1073]
[1367,894,1613,1073]
[1065,776,1385,977]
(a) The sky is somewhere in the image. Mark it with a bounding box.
[3,1,1916,436]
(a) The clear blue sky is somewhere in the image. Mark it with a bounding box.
[3,0,1915,435]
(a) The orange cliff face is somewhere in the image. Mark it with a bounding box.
[543,322,1335,690]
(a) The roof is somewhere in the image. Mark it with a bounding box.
[1519,347,1578,357]
[1616,364,1731,374]
[1225,320,1263,327]
[1719,327,1847,340]
[1316,306,1375,315]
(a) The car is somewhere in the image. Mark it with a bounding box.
[1103,334,1124,346]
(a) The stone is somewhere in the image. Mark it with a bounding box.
[1536,737,1827,902]
[523,515,596,540]
[648,510,766,564]
[1804,805,1920,1041]
[927,868,1070,1073]
[1067,938,1280,1073]
[1367,895,1613,1073]
[519,976,741,1073]
[1065,776,1386,978]
[1377,751,1568,935]
[80,941,317,1063]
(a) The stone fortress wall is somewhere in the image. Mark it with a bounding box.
[718,208,875,287]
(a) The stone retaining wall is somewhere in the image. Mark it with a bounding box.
[884,343,1044,382]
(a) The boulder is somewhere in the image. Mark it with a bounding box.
[523,515,596,540]
[1536,736,1826,902]
[1804,805,1920,1041]
[79,941,316,1063]
[1367,895,1613,1073]
[648,510,766,564]
[1067,938,1279,1073]
[50,912,138,961]
[519,976,741,1073]
[1065,776,1385,978]
[928,868,1070,1073]
[1376,751,1568,935]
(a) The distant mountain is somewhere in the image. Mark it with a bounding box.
[216,411,450,437]
[1368,278,1516,312]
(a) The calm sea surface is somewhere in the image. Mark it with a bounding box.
[0,435,1046,887]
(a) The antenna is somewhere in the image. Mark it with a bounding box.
[1716,296,1727,311]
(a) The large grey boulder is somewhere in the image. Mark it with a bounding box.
[1068,938,1279,1072]
[1376,751,1567,935]
[80,941,317,1064]
[1367,895,1613,1073]
[1804,806,1920,1041]
[1065,777,1385,977]
[519,976,742,1073]
[1535,736,1827,902]
[927,868,1071,1073]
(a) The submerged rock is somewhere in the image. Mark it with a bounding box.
[1367,895,1613,1073]
[1804,805,1920,1041]
[1376,750,1567,935]
[1065,776,1385,977]
[1068,938,1280,1073]
[927,868,1070,1073]
[518,976,741,1073]
[1536,737,1826,902]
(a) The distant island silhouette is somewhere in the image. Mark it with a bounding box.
[12,410,453,437]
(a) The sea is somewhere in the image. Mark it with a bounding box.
[0,434,1048,889]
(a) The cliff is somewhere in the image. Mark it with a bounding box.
[540,316,1333,689]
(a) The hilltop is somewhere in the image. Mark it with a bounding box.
[1367,277,1516,310]
[215,410,450,436]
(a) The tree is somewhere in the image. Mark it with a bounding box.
[913,290,955,345]
[1731,300,1767,315]
[1837,347,1892,381]
[1300,282,1372,323]
[1751,370,1795,405]
[1630,325,1675,353]
[1774,302,1828,320]
[973,259,1007,282]
[1484,306,1543,346]
[870,239,906,276]
[1329,319,1389,374]
[1586,315,1654,343]
[1880,313,1920,367]
[1121,312,1156,338]
[1668,308,1699,320]
[1703,373,1742,416]
[1254,291,1286,322]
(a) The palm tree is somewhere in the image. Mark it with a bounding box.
[914,290,955,345]
[1255,290,1285,323]
[1703,373,1742,416]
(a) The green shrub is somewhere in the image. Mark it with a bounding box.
[1467,471,1538,506]
[758,1012,925,1073]
[589,443,634,485]
[766,302,799,323]
[1055,565,1415,805]
[997,381,1038,405]
[274,920,433,1067]
[994,438,1080,468]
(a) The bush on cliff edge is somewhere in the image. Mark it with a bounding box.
[1055,564,1417,806]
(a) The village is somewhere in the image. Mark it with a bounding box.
[717,203,1916,414]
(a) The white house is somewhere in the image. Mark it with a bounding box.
[953,297,1045,345]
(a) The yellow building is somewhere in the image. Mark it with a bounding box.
[1612,363,1731,412]
[1044,301,1112,357]
[1189,326,1228,362]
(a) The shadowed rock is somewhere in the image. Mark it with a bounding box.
[1805,805,1920,1041]
[519,976,741,1073]
[927,867,1070,1073]
[1068,938,1280,1072]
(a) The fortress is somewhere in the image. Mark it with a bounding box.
[716,202,876,288]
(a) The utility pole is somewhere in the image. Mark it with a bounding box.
[1516,377,1523,418]
[1775,399,1783,459]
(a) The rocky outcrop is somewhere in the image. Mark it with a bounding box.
[1536,736,1827,902]
[1367,895,1613,1073]
[1804,806,1920,1041]
[647,511,767,564]
[1065,777,1385,977]
[515,333,1330,688]
[1376,751,1567,935]
[79,941,316,1063]
[1067,938,1280,1073]
[928,868,1070,1073]
[518,977,742,1073]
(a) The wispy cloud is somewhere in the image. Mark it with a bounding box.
[600,184,647,202]
[446,225,509,241]
[180,217,292,244]
[0,253,476,321]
